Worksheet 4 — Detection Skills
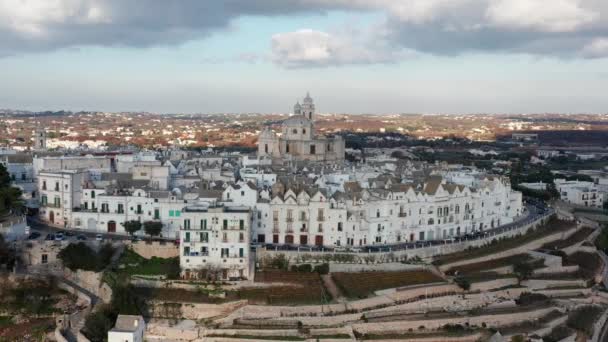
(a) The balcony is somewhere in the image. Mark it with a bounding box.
[398,212,407,217]
[317,216,325,222]
[272,228,280,234]
[286,217,294,223]
[299,216,308,221]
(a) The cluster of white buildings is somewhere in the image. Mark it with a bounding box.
[5,94,527,281]
[555,179,605,208]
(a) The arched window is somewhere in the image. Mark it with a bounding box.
[428,218,434,225]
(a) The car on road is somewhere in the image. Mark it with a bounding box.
[95,234,103,241]
[77,234,87,241]
[27,232,41,240]
[45,233,54,241]
[64,231,75,237]
[54,233,64,241]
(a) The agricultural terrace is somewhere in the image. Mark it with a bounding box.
[244,270,332,305]
[541,226,594,250]
[332,271,444,299]
[432,217,574,266]
[446,254,543,276]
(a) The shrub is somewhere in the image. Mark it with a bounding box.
[515,292,549,306]
[297,264,312,273]
[58,242,115,272]
[314,263,330,275]
[567,305,604,336]
[454,276,471,291]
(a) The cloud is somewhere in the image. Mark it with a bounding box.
[1,0,608,63]
[582,38,608,58]
[270,28,413,67]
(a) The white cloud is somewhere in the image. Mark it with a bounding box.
[271,28,412,67]
[485,0,598,32]
[582,38,608,58]
[0,0,608,62]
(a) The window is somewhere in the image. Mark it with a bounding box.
[184,219,191,229]
[239,248,244,258]
[91,191,95,199]
[175,210,181,217]
[118,204,124,214]
[201,219,207,230]
[239,233,244,242]
[55,182,59,191]
[302,128,306,134]
[42,181,46,190]
[292,129,297,134]
[169,210,174,217]
[154,208,159,219]
[221,248,229,258]
[136,204,142,214]
[223,219,228,230]
[41,195,47,206]
[41,254,48,264]
[310,144,316,154]
[264,144,268,153]
[184,232,190,242]
[239,220,244,230]
[54,197,60,207]
[338,222,343,232]
[201,232,209,242]
[286,144,290,153]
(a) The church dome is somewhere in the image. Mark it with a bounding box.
[282,116,312,127]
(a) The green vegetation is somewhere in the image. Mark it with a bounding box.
[515,292,549,306]
[58,242,115,272]
[0,278,64,315]
[0,164,23,215]
[121,220,142,236]
[117,248,180,279]
[83,285,148,342]
[246,270,332,305]
[0,234,17,270]
[566,305,604,336]
[543,326,574,342]
[433,217,573,266]
[454,276,471,291]
[143,221,163,238]
[446,254,540,276]
[595,224,608,252]
[513,261,534,283]
[332,271,444,298]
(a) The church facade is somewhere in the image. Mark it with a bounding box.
[258,93,345,164]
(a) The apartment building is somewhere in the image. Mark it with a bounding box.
[179,206,251,280]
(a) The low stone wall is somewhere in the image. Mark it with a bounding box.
[147,300,247,320]
[351,307,558,334]
[329,262,424,273]
[523,279,588,290]
[469,278,519,292]
[533,265,579,275]
[147,320,199,341]
[127,241,179,259]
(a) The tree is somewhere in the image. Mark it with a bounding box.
[513,261,534,283]
[454,276,470,291]
[144,221,163,238]
[122,220,142,236]
[83,305,116,342]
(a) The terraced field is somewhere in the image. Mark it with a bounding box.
[239,270,332,305]
[332,271,444,299]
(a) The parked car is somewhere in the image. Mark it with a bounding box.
[27,232,41,240]
[54,233,64,241]
[64,231,75,237]
[95,234,103,241]
[76,234,87,241]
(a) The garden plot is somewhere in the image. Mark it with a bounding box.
[331,271,444,299]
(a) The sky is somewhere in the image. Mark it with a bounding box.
[0,0,608,114]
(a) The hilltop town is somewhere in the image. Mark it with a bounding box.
[1,95,608,342]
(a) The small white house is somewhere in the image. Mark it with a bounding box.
[108,315,145,342]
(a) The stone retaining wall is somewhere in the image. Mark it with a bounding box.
[127,241,179,259]
[469,278,519,292]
